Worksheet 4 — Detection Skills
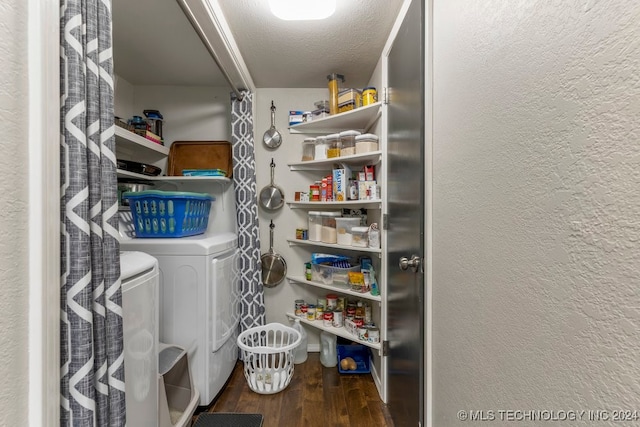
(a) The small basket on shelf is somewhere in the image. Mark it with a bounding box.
[237,323,301,395]
[122,190,214,238]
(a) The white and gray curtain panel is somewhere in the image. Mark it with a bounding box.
[231,92,266,332]
[60,0,125,425]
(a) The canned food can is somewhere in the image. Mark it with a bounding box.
[365,304,372,323]
[296,228,306,240]
[315,306,324,321]
[323,310,334,327]
[358,327,368,341]
[326,294,338,310]
[294,299,304,317]
[310,184,320,201]
[307,304,316,321]
[353,318,364,329]
[317,298,327,310]
[346,306,356,319]
[300,303,308,317]
[337,296,346,311]
[367,327,380,343]
[333,310,344,328]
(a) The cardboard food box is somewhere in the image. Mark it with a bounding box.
[332,165,352,202]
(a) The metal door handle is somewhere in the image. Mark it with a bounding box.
[399,255,421,273]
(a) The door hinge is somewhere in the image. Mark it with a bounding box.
[383,87,389,105]
[382,213,388,230]
[382,340,389,356]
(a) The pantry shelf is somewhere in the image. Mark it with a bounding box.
[287,239,382,254]
[288,102,382,134]
[287,200,382,209]
[117,169,150,180]
[287,275,382,302]
[285,312,381,351]
[154,176,231,184]
[288,151,382,171]
[115,126,169,160]
[116,170,231,185]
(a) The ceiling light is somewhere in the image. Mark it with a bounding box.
[268,0,336,21]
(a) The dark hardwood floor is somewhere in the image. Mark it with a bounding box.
[194,353,394,427]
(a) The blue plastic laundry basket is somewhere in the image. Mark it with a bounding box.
[123,190,214,238]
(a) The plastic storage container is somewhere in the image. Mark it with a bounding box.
[362,87,378,106]
[123,190,214,238]
[337,344,371,374]
[355,133,379,154]
[308,211,324,241]
[351,226,370,247]
[338,100,357,113]
[314,136,328,160]
[314,100,330,111]
[327,73,345,115]
[321,211,342,244]
[339,130,361,156]
[311,263,360,285]
[326,133,341,158]
[338,88,362,107]
[335,217,362,246]
[302,138,315,161]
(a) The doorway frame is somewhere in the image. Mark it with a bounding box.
[424,0,434,426]
[28,0,61,425]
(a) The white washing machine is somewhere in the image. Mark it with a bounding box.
[120,251,159,426]
[120,231,240,406]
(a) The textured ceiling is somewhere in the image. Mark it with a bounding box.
[217,0,404,88]
[113,0,404,89]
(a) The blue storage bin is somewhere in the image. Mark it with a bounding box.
[123,190,214,238]
[337,344,371,374]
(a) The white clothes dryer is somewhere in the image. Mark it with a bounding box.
[120,232,240,406]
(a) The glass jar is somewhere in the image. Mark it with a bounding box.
[302,137,315,161]
[315,136,328,160]
[326,133,341,158]
[339,130,361,156]
[327,73,345,115]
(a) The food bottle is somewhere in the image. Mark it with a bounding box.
[292,318,308,364]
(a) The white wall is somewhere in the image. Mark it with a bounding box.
[0,0,30,424]
[432,0,640,425]
[254,88,328,348]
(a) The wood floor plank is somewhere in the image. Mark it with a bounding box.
[342,373,377,427]
[195,353,393,427]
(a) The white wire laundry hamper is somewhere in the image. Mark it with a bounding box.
[237,323,301,394]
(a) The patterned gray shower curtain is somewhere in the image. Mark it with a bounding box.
[60,0,125,425]
[231,92,266,332]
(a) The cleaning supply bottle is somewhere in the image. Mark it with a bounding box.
[319,331,337,367]
[292,318,308,364]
